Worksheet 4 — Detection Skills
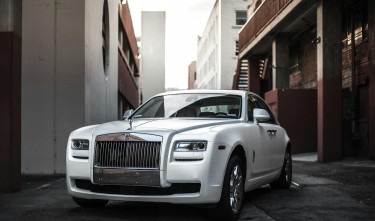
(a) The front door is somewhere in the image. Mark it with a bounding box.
[248,95,285,172]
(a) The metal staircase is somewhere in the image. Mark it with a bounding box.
[237,59,248,90]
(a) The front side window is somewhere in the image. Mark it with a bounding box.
[235,11,247,26]
[248,95,277,124]
[131,94,242,119]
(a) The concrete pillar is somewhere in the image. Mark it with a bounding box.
[248,58,260,94]
[272,33,290,89]
[316,0,342,162]
[368,0,375,159]
[0,0,22,192]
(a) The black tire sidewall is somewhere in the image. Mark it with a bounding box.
[271,149,292,189]
[211,155,244,220]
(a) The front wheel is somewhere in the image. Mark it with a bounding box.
[72,197,108,208]
[209,155,244,220]
[270,149,292,189]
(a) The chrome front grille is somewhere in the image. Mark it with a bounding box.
[94,141,161,169]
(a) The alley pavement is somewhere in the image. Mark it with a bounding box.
[1,158,375,220]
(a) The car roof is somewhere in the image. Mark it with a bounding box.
[156,89,253,97]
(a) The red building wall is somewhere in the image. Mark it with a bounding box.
[289,30,317,89]
[118,53,139,108]
[266,89,317,154]
[0,32,21,192]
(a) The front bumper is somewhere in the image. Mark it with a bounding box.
[66,156,223,204]
[66,129,232,204]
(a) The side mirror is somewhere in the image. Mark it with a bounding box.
[123,109,134,120]
[253,108,270,125]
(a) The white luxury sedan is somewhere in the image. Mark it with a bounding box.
[66,90,292,220]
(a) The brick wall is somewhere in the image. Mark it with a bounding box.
[289,30,317,89]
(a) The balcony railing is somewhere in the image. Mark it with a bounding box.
[118,50,139,108]
[239,0,293,53]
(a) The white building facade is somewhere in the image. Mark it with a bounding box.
[196,0,249,89]
[141,11,166,102]
[21,0,125,174]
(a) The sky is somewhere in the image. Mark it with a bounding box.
[127,0,216,89]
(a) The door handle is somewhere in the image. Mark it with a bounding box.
[267,129,277,136]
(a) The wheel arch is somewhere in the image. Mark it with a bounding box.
[286,141,291,153]
[230,145,247,181]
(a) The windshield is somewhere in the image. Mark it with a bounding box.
[131,93,242,119]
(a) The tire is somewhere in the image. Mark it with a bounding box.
[209,155,244,221]
[72,197,108,208]
[270,149,292,189]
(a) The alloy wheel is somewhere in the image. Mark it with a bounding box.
[229,164,243,213]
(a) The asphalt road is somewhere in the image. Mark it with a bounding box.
[1,160,375,220]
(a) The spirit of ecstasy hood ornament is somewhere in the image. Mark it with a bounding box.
[129,118,133,130]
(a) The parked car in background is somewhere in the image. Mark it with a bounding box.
[66,90,292,220]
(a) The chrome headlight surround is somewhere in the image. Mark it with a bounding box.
[71,139,89,150]
[174,141,207,152]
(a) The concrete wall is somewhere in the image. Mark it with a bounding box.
[196,1,218,89]
[85,0,119,125]
[141,11,165,102]
[22,0,63,174]
[0,0,22,35]
[196,0,248,90]
[220,0,248,89]
[55,0,86,173]
[188,61,196,89]
[22,0,118,174]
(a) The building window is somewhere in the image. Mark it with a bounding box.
[118,17,123,46]
[235,11,247,26]
[102,0,110,74]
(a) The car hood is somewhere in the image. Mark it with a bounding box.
[93,118,241,135]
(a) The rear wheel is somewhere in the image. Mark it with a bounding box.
[209,155,244,220]
[270,149,292,189]
[72,197,108,208]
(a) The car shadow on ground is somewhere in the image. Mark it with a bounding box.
[64,187,281,220]
[66,201,210,220]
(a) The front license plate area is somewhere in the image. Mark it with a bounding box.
[93,168,160,187]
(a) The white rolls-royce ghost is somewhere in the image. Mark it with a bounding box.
[66,90,292,220]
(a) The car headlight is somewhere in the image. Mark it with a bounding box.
[174,141,207,152]
[71,139,89,150]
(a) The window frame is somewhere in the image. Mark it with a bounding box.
[247,94,278,125]
[235,10,247,26]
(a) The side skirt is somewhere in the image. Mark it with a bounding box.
[244,168,281,192]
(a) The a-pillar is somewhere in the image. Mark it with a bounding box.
[316,0,342,162]
[248,58,260,95]
[272,33,290,89]
[0,0,22,192]
[368,0,375,159]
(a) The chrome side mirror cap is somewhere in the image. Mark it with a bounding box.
[253,108,270,125]
[123,109,134,120]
